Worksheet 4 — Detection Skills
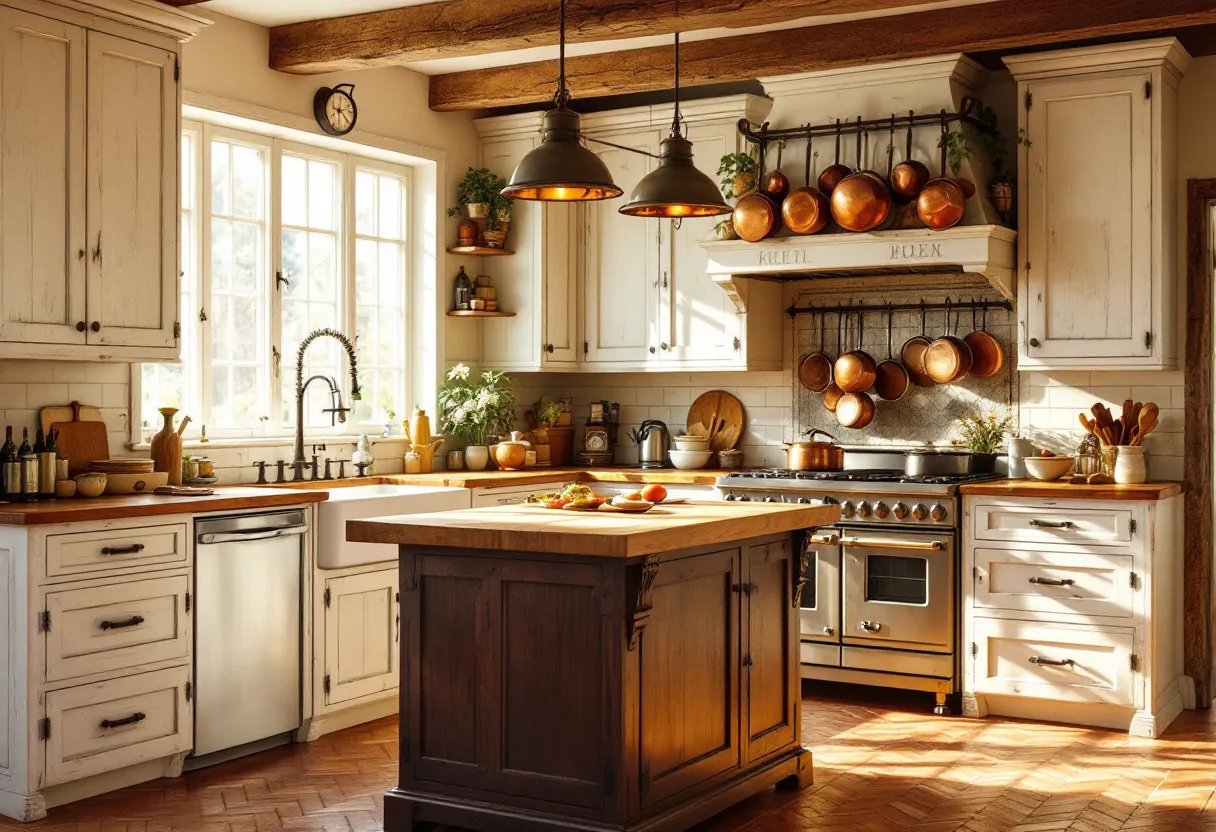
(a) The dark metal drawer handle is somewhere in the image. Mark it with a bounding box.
[1029,519,1074,530]
[100,615,145,631]
[100,712,146,730]
[859,621,882,632]
[1029,577,1075,587]
[100,544,146,556]
[1029,656,1074,667]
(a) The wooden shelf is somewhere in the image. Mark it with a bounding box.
[447,310,516,318]
[446,246,515,257]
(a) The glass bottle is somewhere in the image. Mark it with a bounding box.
[453,266,472,311]
[17,428,31,456]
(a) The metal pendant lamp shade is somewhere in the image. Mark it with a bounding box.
[500,0,622,202]
[619,33,730,218]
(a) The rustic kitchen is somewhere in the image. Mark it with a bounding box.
[0,1,1212,831]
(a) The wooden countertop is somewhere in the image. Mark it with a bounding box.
[0,487,328,526]
[269,468,730,489]
[959,480,1184,501]
[347,501,840,559]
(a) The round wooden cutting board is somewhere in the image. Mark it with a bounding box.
[686,390,745,453]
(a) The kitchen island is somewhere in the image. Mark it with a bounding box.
[347,500,839,832]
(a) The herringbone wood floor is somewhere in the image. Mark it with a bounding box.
[5,682,1216,832]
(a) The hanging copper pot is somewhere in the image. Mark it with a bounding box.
[761,140,790,203]
[963,300,1005,378]
[900,302,936,389]
[834,310,877,394]
[873,305,909,402]
[831,118,892,233]
[835,392,875,429]
[890,112,930,201]
[798,311,834,393]
[924,299,973,384]
[734,140,781,242]
[818,120,850,196]
[917,113,965,231]
[782,136,829,235]
[822,311,845,414]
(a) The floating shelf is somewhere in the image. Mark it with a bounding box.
[446,246,515,257]
[447,310,516,318]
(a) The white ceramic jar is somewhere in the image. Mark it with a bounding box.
[464,445,490,471]
[1113,445,1146,484]
[1006,436,1036,479]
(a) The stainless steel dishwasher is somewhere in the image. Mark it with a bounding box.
[190,510,306,766]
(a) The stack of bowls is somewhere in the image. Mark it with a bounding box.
[670,434,712,470]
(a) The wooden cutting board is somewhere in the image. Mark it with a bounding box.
[49,402,110,476]
[686,390,745,453]
[41,404,102,437]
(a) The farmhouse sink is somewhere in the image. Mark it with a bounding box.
[317,484,470,569]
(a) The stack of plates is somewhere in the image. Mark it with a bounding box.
[89,458,155,474]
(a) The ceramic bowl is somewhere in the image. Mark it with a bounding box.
[668,449,712,470]
[1024,456,1075,481]
[74,472,107,498]
[55,479,77,499]
[673,436,710,451]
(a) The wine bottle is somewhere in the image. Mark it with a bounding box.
[0,426,14,500]
[453,266,472,311]
[17,428,31,456]
[0,427,15,461]
[33,428,45,454]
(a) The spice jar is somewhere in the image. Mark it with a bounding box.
[1113,445,1146,484]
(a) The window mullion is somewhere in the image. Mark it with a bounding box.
[344,153,357,416]
[199,123,215,434]
[270,137,285,437]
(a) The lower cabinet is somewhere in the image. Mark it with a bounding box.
[322,569,400,707]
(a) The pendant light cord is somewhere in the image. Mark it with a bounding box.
[555,0,570,107]
[671,33,683,139]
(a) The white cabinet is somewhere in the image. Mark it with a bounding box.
[1007,39,1189,370]
[0,1,197,362]
[322,569,399,707]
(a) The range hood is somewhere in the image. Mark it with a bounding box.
[699,225,1016,313]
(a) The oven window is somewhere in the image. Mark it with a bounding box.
[866,555,928,605]
[801,553,817,610]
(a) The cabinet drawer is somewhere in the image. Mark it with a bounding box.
[44,666,192,787]
[46,523,189,578]
[973,505,1133,547]
[974,548,1135,620]
[972,618,1135,707]
[45,574,191,683]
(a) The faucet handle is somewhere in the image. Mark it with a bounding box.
[274,460,287,484]
[324,458,334,480]
[253,461,268,485]
[310,455,321,481]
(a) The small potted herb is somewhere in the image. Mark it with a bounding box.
[447,167,504,221]
[717,152,758,200]
[940,102,1030,223]
[956,411,1014,474]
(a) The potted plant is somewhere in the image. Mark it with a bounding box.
[438,364,518,471]
[483,190,514,248]
[448,167,502,221]
[940,102,1030,223]
[956,411,1014,474]
[717,152,758,200]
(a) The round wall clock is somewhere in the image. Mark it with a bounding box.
[313,83,357,136]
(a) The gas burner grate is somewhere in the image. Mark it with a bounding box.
[735,469,1002,485]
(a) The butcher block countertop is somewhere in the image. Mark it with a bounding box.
[959,480,1183,501]
[0,487,328,526]
[347,500,840,559]
[273,467,730,489]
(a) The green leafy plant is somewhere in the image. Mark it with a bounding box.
[438,364,518,446]
[447,167,509,217]
[533,396,564,429]
[956,411,1014,455]
[486,191,514,231]
[717,152,758,199]
[939,102,1031,183]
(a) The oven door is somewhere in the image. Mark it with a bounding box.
[842,530,954,653]
[799,531,840,644]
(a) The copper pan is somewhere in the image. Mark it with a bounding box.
[834,310,877,393]
[900,302,936,389]
[963,300,1005,378]
[831,118,892,233]
[924,300,973,384]
[782,138,829,235]
[798,311,834,393]
[733,193,779,242]
[917,113,966,231]
[762,140,790,203]
[835,392,875,429]
[822,311,845,413]
[890,111,930,201]
[873,305,909,402]
[818,119,850,196]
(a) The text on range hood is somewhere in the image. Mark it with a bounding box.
[699,225,1016,312]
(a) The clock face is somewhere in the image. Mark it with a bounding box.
[313,85,357,137]
[586,431,609,452]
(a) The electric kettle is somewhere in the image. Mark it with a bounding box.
[637,420,670,469]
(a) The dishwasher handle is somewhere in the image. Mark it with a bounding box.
[197,524,309,545]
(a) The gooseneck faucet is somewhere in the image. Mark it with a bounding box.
[293,328,361,481]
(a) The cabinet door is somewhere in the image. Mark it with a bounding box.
[482,136,541,369]
[662,124,742,365]
[541,203,579,365]
[323,570,399,706]
[85,31,178,349]
[639,548,740,806]
[1022,73,1152,361]
[584,131,661,365]
[743,539,798,763]
[0,8,86,345]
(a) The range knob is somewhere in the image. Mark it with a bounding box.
[930,504,948,522]
[725,494,737,502]
[797,497,811,504]
[856,501,872,519]
[763,496,777,503]
[821,495,839,506]
[892,502,909,520]
[873,501,889,519]
[839,500,855,519]
[911,503,928,521]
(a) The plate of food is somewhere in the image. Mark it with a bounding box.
[524,483,608,511]
[603,493,654,513]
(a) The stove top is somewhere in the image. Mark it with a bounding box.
[720,468,999,486]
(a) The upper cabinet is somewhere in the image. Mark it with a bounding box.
[1007,39,1190,371]
[0,0,204,361]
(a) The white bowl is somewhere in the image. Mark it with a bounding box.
[668,449,712,470]
[673,437,710,451]
[1023,455,1075,481]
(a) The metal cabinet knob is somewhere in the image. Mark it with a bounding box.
[1029,337,1040,347]
[544,343,554,354]
[90,321,101,333]
[859,621,881,632]
[76,321,86,332]
[649,346,656,354]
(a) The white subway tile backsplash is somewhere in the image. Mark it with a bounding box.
[67,383,103,406]
[0,384,27,410]
[26,384,69,411]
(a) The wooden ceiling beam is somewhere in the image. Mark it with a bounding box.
[429,0,1216,110]
[158,0,209,5]
[269,0,938,75]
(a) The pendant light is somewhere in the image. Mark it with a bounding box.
[618,34,732,218]
[500,0,622,202]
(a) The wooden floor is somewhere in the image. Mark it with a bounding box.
[5,683,1216,832]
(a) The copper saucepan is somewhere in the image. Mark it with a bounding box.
[900,302,936,389]
[823,310,845,413]
[798,311,834,393]
[890,111,930,201]
[782,138,829,235]
[873,305,910,402]
[834,310,877,394]
[762,140,790,203]
[917,113,966,231]
[963,300,1005,378]
[785,429,844,471]
[831,117,892,233]
[818,119,850,197]
[836,391,875,429]
[924,299,973,384]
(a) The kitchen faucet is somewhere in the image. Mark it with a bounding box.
[293,328,361,481]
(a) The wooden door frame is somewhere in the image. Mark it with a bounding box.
[1185,179,1215,707]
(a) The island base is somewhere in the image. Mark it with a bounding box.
[385,747,813,832]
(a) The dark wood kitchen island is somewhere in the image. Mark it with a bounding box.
[347,500,839,832]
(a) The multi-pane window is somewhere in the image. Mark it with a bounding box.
[140,120,410,438]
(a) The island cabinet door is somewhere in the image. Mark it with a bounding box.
[638,549,741,807]
[743,539,799,763]
[403,553,614,811]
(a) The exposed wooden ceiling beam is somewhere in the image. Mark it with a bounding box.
[269,0,939,75]
[159,0,209,5]
[429,0,1216,110]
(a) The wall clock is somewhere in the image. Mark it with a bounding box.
[313,83,357,136]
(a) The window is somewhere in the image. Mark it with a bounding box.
[140,121,410,438]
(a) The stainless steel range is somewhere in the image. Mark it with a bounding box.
[716,468,999,714]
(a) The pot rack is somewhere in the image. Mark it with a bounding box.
[785,296,1012,320]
